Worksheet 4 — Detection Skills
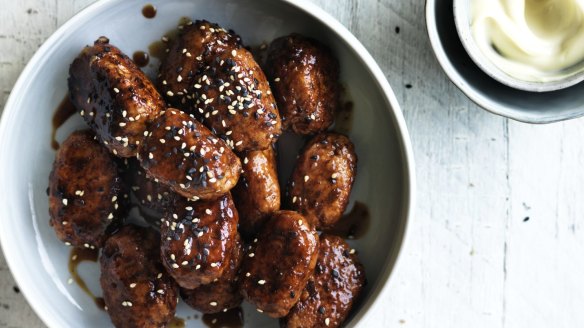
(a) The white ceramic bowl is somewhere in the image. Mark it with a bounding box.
[0,0,415,327]
[427,0,584,123]
[453,0,584,93]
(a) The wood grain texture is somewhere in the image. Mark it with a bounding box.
[2,0,584,327]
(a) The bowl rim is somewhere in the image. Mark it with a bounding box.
[425,0,584,124]
[0,0,416,327]
[452,0,584,93]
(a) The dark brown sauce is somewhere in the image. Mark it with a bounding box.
[334,101,354,135]
[51,95,77,150]
[168,317,185,328]
[202,307,244,328]
[142,4,157,19]
[325,201,370,239]
[148,17,189,62]
[133,50,150,67]
[68,247,104,310]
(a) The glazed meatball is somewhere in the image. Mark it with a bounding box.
[158,20,281,152]
[232,146,281,238]
[180,234,244,313]
[138,108,241,200]
[127,158,175,223]
[266,34,340,135]
[160,193,239,289]
[48,129,128,249]
[239,211,319,318]
[287,133,357,229]
[68,37,165,157]
[100,225,178,328]
[281,234,366,328]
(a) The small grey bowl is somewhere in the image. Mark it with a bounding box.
[453,0,584,93]
[426,0,584,123]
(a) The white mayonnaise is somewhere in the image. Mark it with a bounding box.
[471,0,584,82]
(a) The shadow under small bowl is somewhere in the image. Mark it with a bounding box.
[426,0,584,123]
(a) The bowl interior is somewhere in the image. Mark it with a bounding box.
[0,0,412,327]
[452,0,584,92]
[428,0,584,123]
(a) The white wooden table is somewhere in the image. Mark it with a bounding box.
[2,0,584,327]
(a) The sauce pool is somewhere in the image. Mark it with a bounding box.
[325,201,370,239]
[202,307,244,328]
[51,95,77,150]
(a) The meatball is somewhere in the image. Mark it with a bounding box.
[281,234,366,328]
[48,129,128,249]
[158,20,281,152]
[160,193,239,289]
[100,225,178,328]
[265,34,340,135]
[239,211,319,318]
[127,158,175,223]
[68,37,165,157]
[180,233,244,313]
[287,133,357,229]
[232,146,281,238]
[138,108,241,200]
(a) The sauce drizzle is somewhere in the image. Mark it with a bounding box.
[68,247,104,310]
[142,4,157,19]
[133,50,150,67]
[51,95,77,150]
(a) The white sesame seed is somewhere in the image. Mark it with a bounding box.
[62,199,68,206]
[170,254,176,260]
[331,173,338,179]
[298,219,303,225]
[210,301,218,306]
[119,122,127,127]
[157,289,164,294]
[157,273,163,279]
[350,249,356,254]
[67,278,73,284]
[167,91,174,96]
[113,87,120,93]
[246,272,251,277]
[107,213,114,220]
[248,253,255,258]
[149,153,154,159]
[177,75,183,82]
[172,263,179,269]
[304,175,310,182]
[130,283,136,288]
[292,196,297,203]
[195,264,201,270]
[258,280,266,285]
[274,78,281,82]
[205,209,212,215]
[257,309,263,313]
[181,261,188,266]
[231,50,237,56]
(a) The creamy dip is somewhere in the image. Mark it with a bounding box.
[471,0,584,82]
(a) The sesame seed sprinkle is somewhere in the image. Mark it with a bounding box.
[210,301,218,306]
[62,199,68,206]
[325,318,330,326]
[258,280,266,285]
[113,87,120,93]
[130,283,136,288]
[304,175,310,182]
